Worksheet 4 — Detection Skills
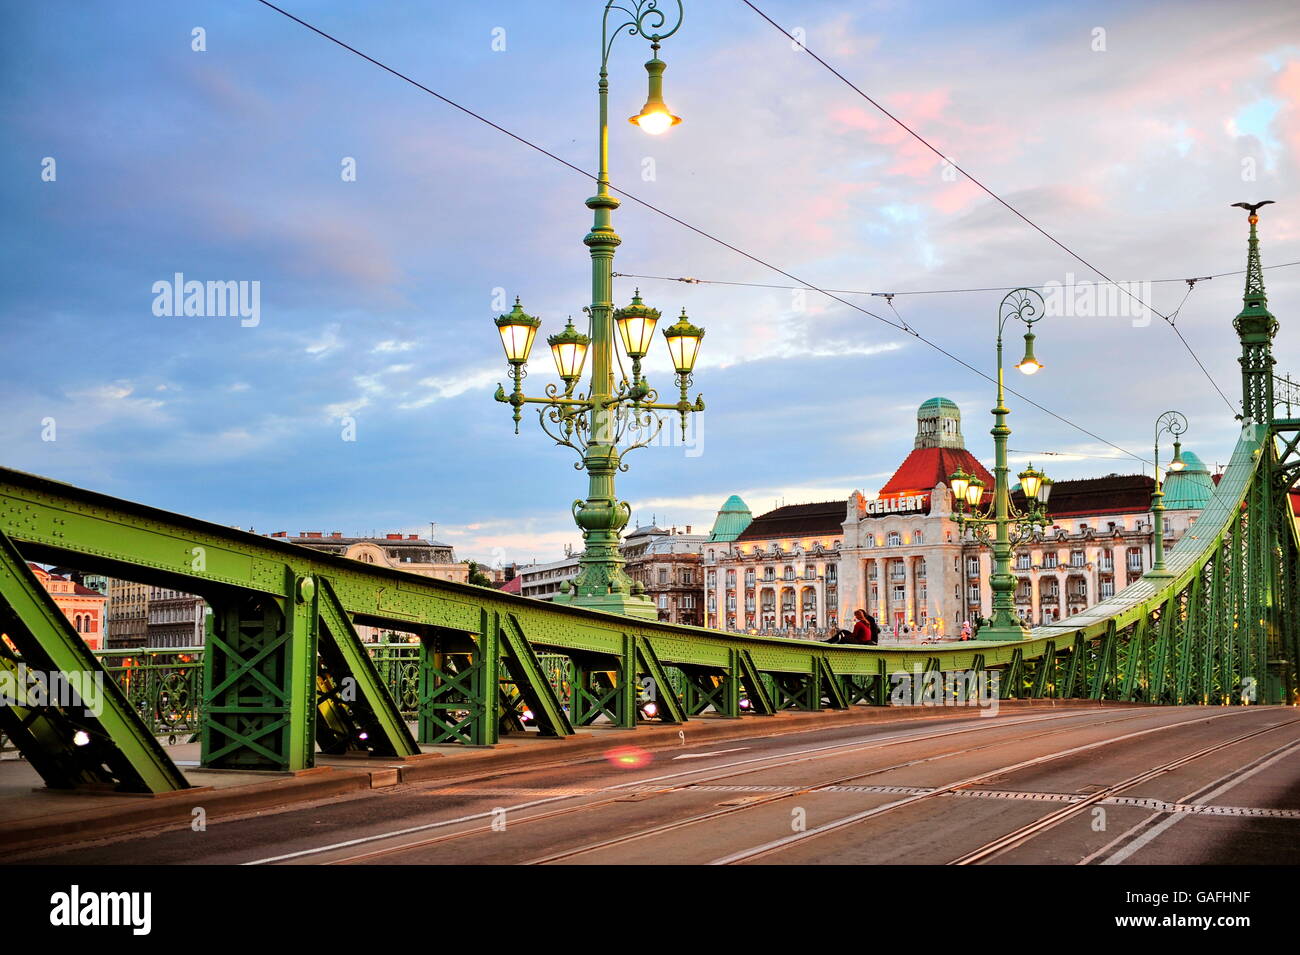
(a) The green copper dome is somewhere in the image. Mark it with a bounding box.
[918,397,959,414]
[708,495,753,542]
[1163,451,1214,510]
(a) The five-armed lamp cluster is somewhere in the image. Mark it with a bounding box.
[492,1,700,619]
[948,287,1054,641]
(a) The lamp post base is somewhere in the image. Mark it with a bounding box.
[1144,569,1175,579]
[976,623,1032,642]
[553,591,659,620]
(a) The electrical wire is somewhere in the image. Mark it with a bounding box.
[742,0,1239,414]
[252,0,1151,465]
[611,261,1300,299]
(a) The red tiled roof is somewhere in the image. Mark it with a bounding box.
[878,447,993,498]
[499,576,522,594]
[1013,474,1154,518]
[1291,490,1300,517]
[72,583,105,597]
[734,501,845,541]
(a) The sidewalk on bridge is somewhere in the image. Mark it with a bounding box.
[0,699,1138,855]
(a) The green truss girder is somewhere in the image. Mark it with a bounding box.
[816,657,848,710]
[0,531,189,793]
[418,609,501,745]
[635,637,686,724]
[0,415,1295,784]
[502,613,574,737]
[315,576,419,758]
[735,649,776,715]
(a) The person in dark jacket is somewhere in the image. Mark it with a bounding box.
[863,612,881,645]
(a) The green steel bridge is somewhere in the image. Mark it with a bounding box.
[1,216,1297,795]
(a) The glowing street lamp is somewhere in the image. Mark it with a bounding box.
[948,288,1053,641]
[492,2,702,619]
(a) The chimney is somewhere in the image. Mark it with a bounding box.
[304,532,322,539]
[386,533,402,540]
[271,531,287,538]
[685,525,692,534]
[407,534,419,540]
[331,532,343,539]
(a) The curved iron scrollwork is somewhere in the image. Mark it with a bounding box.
[602,0,684,68]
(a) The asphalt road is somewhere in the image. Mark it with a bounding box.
[13,705,1300,865]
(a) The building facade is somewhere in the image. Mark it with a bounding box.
[28,564,107,651]
[517,525,707,626]
[271,531,468,584]
[105,578,150,649]
[147,587,207,648]
[707,398,1212,638]
[704,501,843,634]
[623,526,706,626]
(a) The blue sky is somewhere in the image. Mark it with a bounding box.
[2,0,1298,565]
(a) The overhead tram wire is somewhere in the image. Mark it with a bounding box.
[612,260,1300,299]
[741,0,1239,415]
[253,0,1148,466]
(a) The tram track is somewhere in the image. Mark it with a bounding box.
[709,709,1291,865]
[253,706,1118,865]
[948,717,1300,864]
[520,708,1180,866]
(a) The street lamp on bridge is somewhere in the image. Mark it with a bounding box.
[1146,410,1188,577]
[949,288,1054,641]
[492,1,703,619]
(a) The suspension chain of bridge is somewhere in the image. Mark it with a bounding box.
[0,214,1296,794]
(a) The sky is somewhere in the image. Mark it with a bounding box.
[2,0,1298,567]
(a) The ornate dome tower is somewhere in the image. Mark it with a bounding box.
[915,397,964,450]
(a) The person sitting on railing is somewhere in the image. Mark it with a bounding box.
[824,609,875,645]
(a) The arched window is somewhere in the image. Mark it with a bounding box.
[913,530,924,545]
[886,531,902,547]
[74,615,83,632]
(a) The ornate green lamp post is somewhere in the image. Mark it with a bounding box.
[1146,410,1187,577]
[949,288,1053,640]
[492,1,703,619]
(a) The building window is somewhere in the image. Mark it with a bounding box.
[805,565,817,579]
[893,585,905,601]
[1070,550,1085,568]
[912,530,924,545]
[784,566,795,580]
[745,569,755,587]
[916,558,927,579]
[1099,550,1113,571]
[886,531,902,547]
[966,557,980,576]
[826,564,837,583]
[1043,552,1059,569]
[1016,553,1031,570]
[1126,548,1143,571]
[726,570,736,586]
[658,570,669,585]
[967,585,980,603]
[1100,578,1114,599]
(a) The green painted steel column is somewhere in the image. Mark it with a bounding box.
[980,331,1026,640]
